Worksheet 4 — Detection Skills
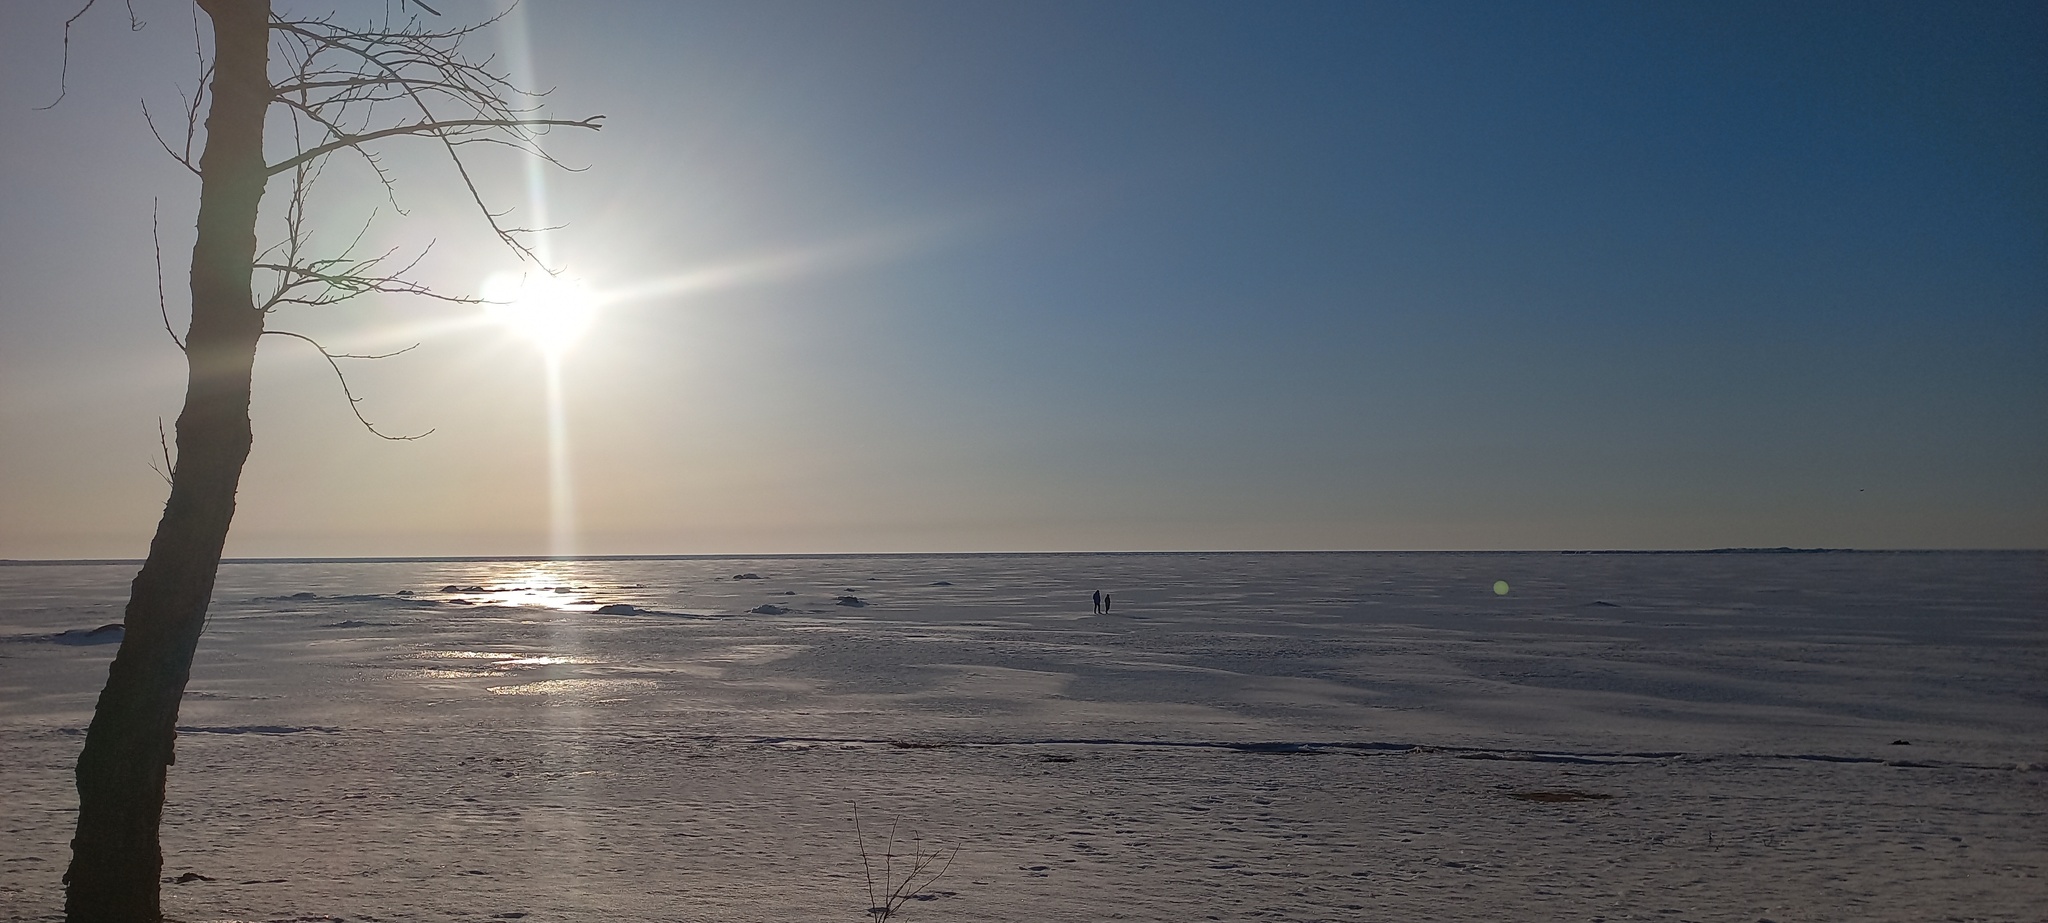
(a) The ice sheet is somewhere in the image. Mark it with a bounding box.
[2,552,2043,921]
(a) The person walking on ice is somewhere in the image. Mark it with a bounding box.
[1092,589,1102,614]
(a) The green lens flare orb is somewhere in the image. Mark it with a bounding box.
[1493,580,1510,596]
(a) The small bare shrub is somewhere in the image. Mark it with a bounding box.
[853,808,958,921]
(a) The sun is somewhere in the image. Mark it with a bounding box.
[482,271,596,357]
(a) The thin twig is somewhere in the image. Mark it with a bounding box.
[262,330,433,441]
[38,0,103,110]
[266,115,603,176]
[147,417,175,487]
[141,101,201,175]
[152,200,185,351]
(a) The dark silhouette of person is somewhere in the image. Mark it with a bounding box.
[1103,593,1112,614]
[1092,589,1102,614]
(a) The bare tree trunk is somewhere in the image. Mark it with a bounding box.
[66,2,270,920]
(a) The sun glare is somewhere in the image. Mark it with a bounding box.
[482,271,596,356]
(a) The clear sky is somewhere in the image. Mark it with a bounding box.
[1,0,2043,558]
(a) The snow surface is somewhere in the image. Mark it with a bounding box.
[1,551,2043,922]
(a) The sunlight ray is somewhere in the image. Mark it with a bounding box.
[542,355,576,560]
[591,223,952,309]
[497,2,577,562]
[497,6,598,909]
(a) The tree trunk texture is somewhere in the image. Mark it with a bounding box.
[66,2,271,921]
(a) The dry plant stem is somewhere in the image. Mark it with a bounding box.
[853,808,959,922]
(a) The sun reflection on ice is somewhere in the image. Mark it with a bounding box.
[486,678,652,697]
[445,564,599,611]
[419,651,597,667]
[495,655,585,666]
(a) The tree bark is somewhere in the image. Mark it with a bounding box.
[66,3,271,921]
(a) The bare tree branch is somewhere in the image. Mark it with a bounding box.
[152,200,185,352]
[140,102,202,175]
[147,417,176,486]
[132,9,214,175]
[261,330,433,441]
[266,13,605,268]
[238,7,595,442]
[38,0,143,110]
[267,114,603,176]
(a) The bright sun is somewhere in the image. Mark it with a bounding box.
[482,271,596,357]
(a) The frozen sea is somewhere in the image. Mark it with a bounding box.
[2,551,2043,922]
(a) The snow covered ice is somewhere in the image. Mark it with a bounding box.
[2,551,2043,921]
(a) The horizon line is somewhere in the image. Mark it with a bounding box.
[3,547,2044,566]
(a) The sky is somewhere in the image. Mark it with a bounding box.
[0,0,2043,558]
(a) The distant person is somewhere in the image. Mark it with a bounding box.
[1092,589,1102,614]
[1103,593,1112,614]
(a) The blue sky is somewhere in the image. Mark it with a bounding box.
[0,0,2042,557]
